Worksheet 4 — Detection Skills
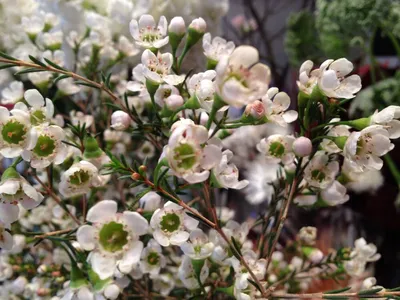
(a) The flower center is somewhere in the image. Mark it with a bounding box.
[269,141,285,157]
[33,135,56,157]
[30,110,46,125]
[1,120,27,144]
[140,27,162,43]
[99,221,129,253]
[311,169,326,182]
[194,245,202,254]
[69,170,91,185]
[147,252,160,265]
[160,213,181,233]
[163,89,172,98]
[173,143,198,170]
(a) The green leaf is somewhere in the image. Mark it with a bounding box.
[0,64,15,70]
[44,58,67,70]
[14,68,45,75]
[155,167,169,188]
[323,296,349,300]
[324,287,352,294]
[0,51,17,61]
[75,81,100,89]
[231,237,242,256]
[54,74,70,84]
[357,287,383,295]
[29,55,46,67]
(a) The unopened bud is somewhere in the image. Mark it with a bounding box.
[166,94,184,110]
[309,249,323,263]
[139,165,147,172]
[169,17,186,36]
[111,110,131,131]
[131,172,141,180]
[189,17,206,33]
[245,100,265,119]
[292,137,312,157]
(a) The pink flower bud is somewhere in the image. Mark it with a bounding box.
[169,17,186,35]
[166,94,184,110]
[111,110,131,131]
[200,112,209,126]
[309,249,323,263]
[292,137,312,157]
[189,17,206,33]
[245,100,265,119]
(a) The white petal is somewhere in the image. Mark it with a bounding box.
[129,20,140,40]
[122,211,148,236]
[229,46,259,68]
[273,92,290,111]
[183,171,209,183]
[321,70,339,90]
[183,213,199,230]
[22,182,43,203]
[119,240,143,273]
[157,16,168,35]
[77,225,96,251]
[91,252,116,280]
[153,230,170,247]
[86,200,117,223]
[0,107,9,122]
[282,110,298,123]
[24,89,44,108]
[0,202,19,223]
[170,231,190,245]
[0,230,13,250]
[45,98,54,119]
[330,58,353,77]
[138,14,156,29]
[201,144,222,169]
[0,180,20,195]
[299,60,313,75]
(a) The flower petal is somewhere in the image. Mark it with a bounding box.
[24,89,44,108]
[86,200,117,223]
[77,225,96,251]
[122,211,148,236]
[91,252,116,280]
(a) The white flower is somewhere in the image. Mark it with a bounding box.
[126,64,150,102]
[0,169,44,224]
[59,161,101,198]
[76,200,148,279]
[202,33,235,63]
[154,84,181,109]
[344,125,394,172]
[0,106,36,158]
[41,30,63,50]
[180,229,214,259]
[351,238,381,263]
[216,46,270,107]
[303,152,339,188]
[321,119,351,153]
[153,274,175,296]
[298,227,317,245]
[1,81,24,105]
[262,88,298,126]
[342,159,384,194]
[22,125,67,169]
[212,150,248,189]
[370,105,400,139]
[216,206,235,223]
[321,180,349,206]
[222,220,249,246]
[188,70,216,111]
[141,50,184,85]
[150,201,199,247]
[111,111,131,131]
[136,141,155,161]
[178,256,209,290]
[117,35,140,57]
[57,78,81,96]
[257,134,295,164]
[14,89,54,126]
[21,14,44,37]
[129,15,169,49]
[165,121,222,183]
[0,220,13,250]
[297,60,320,95]
[70,111,94,127]
[0,256,12,281]
[319,58,362,99]
[140,239,166,275]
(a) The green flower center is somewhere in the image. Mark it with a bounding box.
[173,143,198,170]
[69,170,91,185]
[1,120,27,144]
[160,213,181,233]
[30,110,46,125]
[194,245,202,254]
[311,169,326,182]
[33,135,56,157]
[147,252,160,265]
[99,222,129,253]
[142,32,161,43]
[269,141,285,157]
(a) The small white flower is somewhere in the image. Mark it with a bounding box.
[321,180,349,206]
[297,60,320,95]
[0,220,13,250]
[117,35,140,57]
[0,106,36,158]
[14,89,54,126]
[150,201,199,247]
[136,141,155,161]
[257,134,295,164]
[351,238,381,263]
[22,125,67,169]
[212,150,248,189]
[0,169,44,224]
[154,84,180,108]
[70,111,94,127]
[1,81,24,105]
[344,125,394,172]
[126,64,150,102]
[298,227,317,245]
[21,14,44,37]
[129,15,169,49]
[370,105,400,139]
[180,228,214,260]
[76,200,148,279]
[304,152,339,188]
[321,119,351,153]
[202,33,235,63]
[41,30,63,50]
[59,161,101,198]
[178,256,209,290]
[111,111,131,131]
[188,70,217,111]
[165,121,222,183]
[141,50,184,85]
[216,46,270,107]
[262,88,298,126]
[318,58,362,99]
[0,256,12,281]
[140,239,166,275]
[216,206,235,223]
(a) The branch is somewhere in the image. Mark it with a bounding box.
[272,290,400,299]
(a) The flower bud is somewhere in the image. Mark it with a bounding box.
[200,112,209,126]
[111,110,131,131]
[189,17,206,33]
[169,17,186,35]
[104,284,120,300]
[166,94,184,110]
[308,249,323,263]
[292,137,312,157]
[244,100,265,119]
